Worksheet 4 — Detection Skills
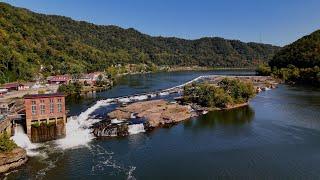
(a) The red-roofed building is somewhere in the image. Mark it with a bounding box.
[1,82,29,91]
[47,75,71,85]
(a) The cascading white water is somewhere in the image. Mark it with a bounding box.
[159,91,170,96]
[111,118,123,124]
[11,125,39,156]
[55,99,114,149]
[118,97,131,103]
[55,75,207,148]
[118,95,149,103]
[128,124,145,135]
[130,95,148,101]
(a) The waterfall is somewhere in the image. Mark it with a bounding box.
[54,75,208,148]
[117,95,148,103]
[55,99,114,149]
[11,125,39,156]
[128,124,145,135]
[130,95,148,101]
[159,91,170,96]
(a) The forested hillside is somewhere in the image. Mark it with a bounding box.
[265,30,320,86]
[269,30,320,68]
[0,2,279,82]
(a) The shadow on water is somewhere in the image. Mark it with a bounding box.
[184,106,255,130]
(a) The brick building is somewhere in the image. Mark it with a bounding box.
[24,93,66,141]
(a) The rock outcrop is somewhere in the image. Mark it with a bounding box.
[93,121,129,137]
[0,147,27,173]
[107,99,192,128]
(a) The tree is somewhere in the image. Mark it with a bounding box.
[183,78,255,108]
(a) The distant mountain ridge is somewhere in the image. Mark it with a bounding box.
[0,2,280,82]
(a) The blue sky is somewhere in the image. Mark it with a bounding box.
[3,0,320,46]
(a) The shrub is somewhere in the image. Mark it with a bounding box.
[0,132,17,152]
[58,82,83,95]
[31,122,40,128]
[256,64,272,76]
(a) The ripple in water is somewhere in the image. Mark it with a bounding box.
[89,144,136,179]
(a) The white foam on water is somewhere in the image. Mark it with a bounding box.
[202,110,208,115]
[127,166,136,180]
[118,97,131,103]
[11,125,39,156]
[159,91,169,96]
[131,95,148,101]
[128,124,145,135]
[111,118,123,124]
[55,100,113,149]
[130,113,136,119]
[90,144,136,179]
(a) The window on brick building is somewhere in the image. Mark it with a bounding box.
[50,99,54,113]
[57,98,62,112]
[31,101,36,115]
[40,104,45,114]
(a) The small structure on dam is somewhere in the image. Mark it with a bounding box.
[24,93,66,142]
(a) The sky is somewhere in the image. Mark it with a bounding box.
[2,0,320,46]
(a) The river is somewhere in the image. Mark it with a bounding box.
[6,70,320,179]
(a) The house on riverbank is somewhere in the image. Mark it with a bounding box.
[78,72,103,85]
[1,82,29,91]
[47,75,71,85]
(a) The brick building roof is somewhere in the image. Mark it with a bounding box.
[24,93,65,99]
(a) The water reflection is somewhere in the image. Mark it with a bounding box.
[184,106,254,129]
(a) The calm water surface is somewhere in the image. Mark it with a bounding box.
[7,70,320,180]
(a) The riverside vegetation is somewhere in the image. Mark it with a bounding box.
[0,2,279,83]
[0,132,27,174]
[257,29,320,86]
[183,78,256,109]
[0,132,17,153]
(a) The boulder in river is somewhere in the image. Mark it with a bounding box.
[93,121,129,137]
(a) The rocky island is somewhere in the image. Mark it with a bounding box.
[93,76,278,137]
[93,99,192,137]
